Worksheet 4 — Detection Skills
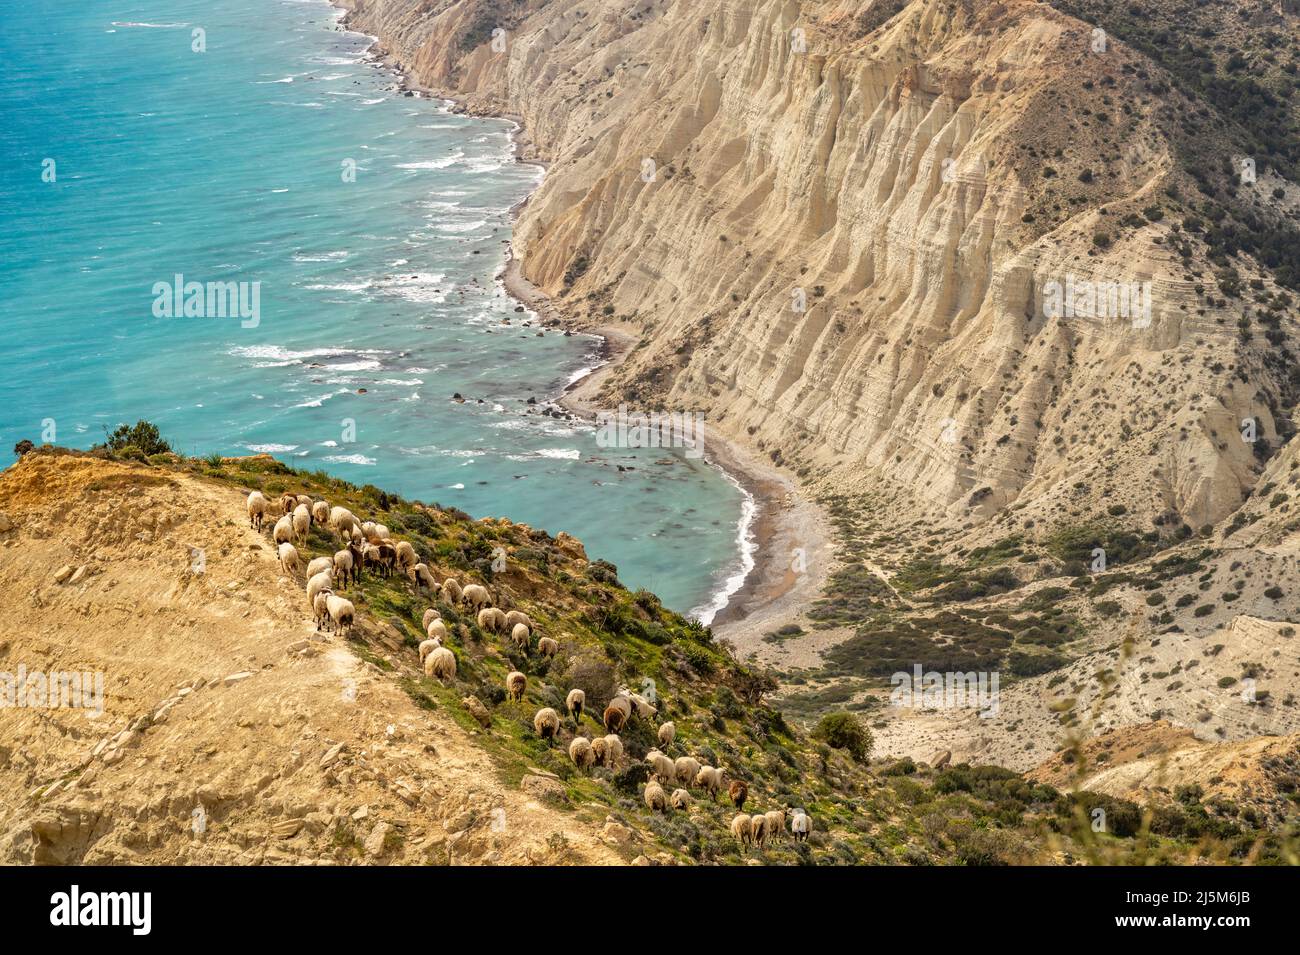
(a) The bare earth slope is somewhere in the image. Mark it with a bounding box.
[0,453,617,865]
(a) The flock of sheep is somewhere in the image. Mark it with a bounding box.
[245,487,814,855]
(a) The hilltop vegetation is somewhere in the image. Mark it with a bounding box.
[8,438,1293,863]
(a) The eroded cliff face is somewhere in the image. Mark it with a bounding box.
[342,0,1296,538]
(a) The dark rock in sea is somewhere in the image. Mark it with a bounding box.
[514,306,525,312]
[527,397,536,405]
[357,388,367,394]
[452,392,463,400]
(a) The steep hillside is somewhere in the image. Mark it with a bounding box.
[2,446,1291,864]
[341,0,1300,539]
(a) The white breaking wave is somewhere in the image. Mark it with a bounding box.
[322,453,377,466]
[690,466,758,626]
[395,151,464,170]
[243,443,298,453]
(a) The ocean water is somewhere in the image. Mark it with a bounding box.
[0,0,750,617]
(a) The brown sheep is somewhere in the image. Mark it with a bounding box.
[602,704,627,734]
[729,779,748,812]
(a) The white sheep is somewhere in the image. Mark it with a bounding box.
[272,514,294,545]
[569,736,595,771]
[657,721,676,750]
[394,540,417,571]
[440,577,462,604]
[246,490,268,531]
[695,766,725,801]
[533,707,560,743]
[509,622,531,652]
[305,556,333,580]
[477,607,505,632]
[503,610,532,631]
[329,506,359,541]
[603,734,623,768]
[750,813,768,848]
[311,499,330,525]
[646,748,675,781]
[627,692,657,720]
[422,608,442,631]
[537,636,559,658]
[292,503,311,542]
[674,756,701,790]
[426,618,448,642]
[790,809,811,843]
[461,583,491,609]
[333,548,355,587]
[307,569,334,607]
[325,594,355,636]
[644,779,668,813]
[409,562,435,592]
[360,521,377,539]
[671,788,690,811]
[731,813,753,846]
[419,638,442,665]
[424,646,456,683]
[277,542,300,576]
[506,670,526,702]
[764,810,786,843]
[372,523,391,540]
[566,688,585,723]
[312,590,332,630]
[295,494,312,510]
[591,736,608,766]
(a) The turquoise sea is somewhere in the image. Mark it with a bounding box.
[0,0,750,616]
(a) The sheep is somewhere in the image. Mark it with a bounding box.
[603,734,623,768]
[305,556,333,580]
[277,542,300,576]
[426,618,448,642]
[273,514,294,545]
[646,748,675,781]
[477,607,506,633]
[606,694,632,723]
[695,766,725,801]
[295,494,312,510]
[422,609,442,630]
[643,779,668,813]
[729,779,749,811]
[764,810,786,843]
[360,521,377,540]
[419,638,442,665]
[533,707,560,744]
[506,671,526,702]
[591,736,608,766]
[311,500,330,525]
[333,548,355,587]
[372,523,391,540]
[537,636,559,658]
[790,809,811,843]
[312,590,332,631]
[409,562,435,593]
[510,622,531,653]
[362,543,381,576]
[394,540,417,572]
[674,756,701,790]
[292,503,311,542]
[461,583,492,609]
[620,691,656,720]
[246,491,268,531]
[325,594,355,636]
[440,577,462,604]
[602,703,627,734]
[566,688,585,723]
[750,813,768,849]
[657,721,675,750]
[307,569,334,607]
[671,788,691,811]
[730,813,753,846]
[280,494,297,516]
[329,506,359,541]
[569,736,595,771]
[424,646,456,683]
[503,610,531,631]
